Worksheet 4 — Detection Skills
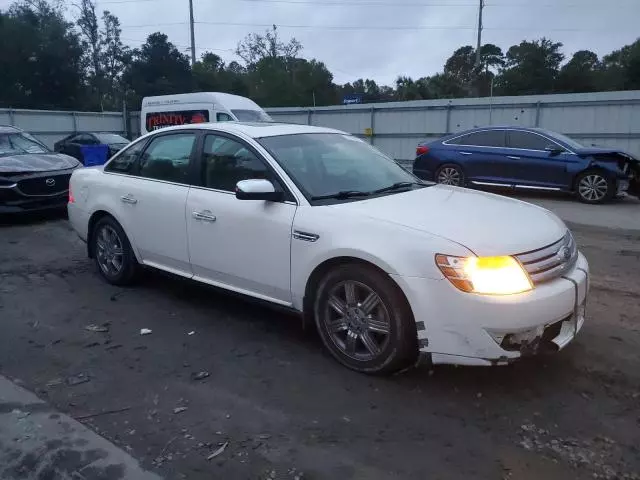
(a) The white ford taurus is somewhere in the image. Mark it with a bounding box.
[68,122,589,374]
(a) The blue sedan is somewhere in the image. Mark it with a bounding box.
[413,127,639,204]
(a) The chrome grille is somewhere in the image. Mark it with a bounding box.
[515,232,578,285]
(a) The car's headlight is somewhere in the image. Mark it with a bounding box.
[436,254,533,295]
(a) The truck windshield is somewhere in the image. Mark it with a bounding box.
[231,109,273,122]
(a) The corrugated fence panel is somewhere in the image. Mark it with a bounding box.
[76,112,123,133]
[267,91,640,159]
[3,91,640,157]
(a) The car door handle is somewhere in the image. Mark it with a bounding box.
[120,194,138,204]
[460,152,473,156]
[507,155,521,160]
[192,210,217,222]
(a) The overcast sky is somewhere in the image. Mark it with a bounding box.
[3,0,640,85]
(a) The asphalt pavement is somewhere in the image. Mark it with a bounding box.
[0,198,639,479]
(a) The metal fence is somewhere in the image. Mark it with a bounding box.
[266,90,640,162]
[0,108,127,149]
[3,90,640,163]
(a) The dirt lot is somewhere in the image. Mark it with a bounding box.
[0,211,639,480]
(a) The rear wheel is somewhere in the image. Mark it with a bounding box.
[435,164,464,187]
[92,216,138,285]
[313,264,418,375]
[576,170,615,204]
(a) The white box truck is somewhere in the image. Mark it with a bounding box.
[140,92,272,135]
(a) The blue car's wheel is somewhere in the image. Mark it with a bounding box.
[576,170,615,204]
[435,164,464,187]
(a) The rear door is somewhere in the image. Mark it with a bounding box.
[444,130,509,184]
[115,131,198,276]
[506,130,573,189]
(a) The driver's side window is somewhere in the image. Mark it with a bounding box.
[201,134,279,193]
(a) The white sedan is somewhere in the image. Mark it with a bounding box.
[68,122,589,374]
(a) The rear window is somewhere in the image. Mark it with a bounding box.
[448,130,506,148]
[145,110,210,132]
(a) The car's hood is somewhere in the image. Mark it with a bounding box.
[328,185,567,256]
[575,146,637,160]
[0,152,79,173]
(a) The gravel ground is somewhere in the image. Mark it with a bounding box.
[0,211,639,480]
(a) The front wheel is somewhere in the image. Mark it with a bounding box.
[313,264,418,375]
[575,171,615,204]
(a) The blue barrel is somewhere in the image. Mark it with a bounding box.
[80,144,109,166]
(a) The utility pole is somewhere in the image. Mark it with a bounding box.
[189,0,196,65]
[474,0,484,69]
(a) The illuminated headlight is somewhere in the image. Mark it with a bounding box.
[436,255,533,295]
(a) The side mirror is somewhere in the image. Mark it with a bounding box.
[545,144,564,156]
[235,179,284,202]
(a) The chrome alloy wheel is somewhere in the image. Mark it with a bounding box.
[322,280,391,361]
[437,167,462,186]
[95,224,125,277]
[578,174,608,202]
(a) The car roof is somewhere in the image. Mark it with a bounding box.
[446,126,552,137]
[141,92,263,111]
[145,122,344,139]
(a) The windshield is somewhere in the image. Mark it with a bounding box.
[231,109,273,122]
[0,133,49,156]
[258,133,421,202]
[95,133,129,144]
[546,131,585,150]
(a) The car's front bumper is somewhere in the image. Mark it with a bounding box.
[0,190,68,213]
[393,252,589,366]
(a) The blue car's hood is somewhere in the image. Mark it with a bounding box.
[574,147,637,160]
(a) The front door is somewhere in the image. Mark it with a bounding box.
[506,130,573,189]
[116,131,198,276]
[186,132,296,304]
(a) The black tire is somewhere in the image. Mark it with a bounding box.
[313,263,418,375]
[435,163,465,187]
[575,170,615,204]
[91,216,138,285]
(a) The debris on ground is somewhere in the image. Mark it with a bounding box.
[206,441,228,460]
[66,374,91,386]
[85,324,109,333]
[518,423,638,480]
[140,328,152,336]
[191,371,210,381]
[173,406,188,414]
[75,406,131,420]
[46,378,63,387]
[84,341,101,349]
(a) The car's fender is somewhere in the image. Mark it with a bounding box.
[290,205,472,311]
[70,169,143,262]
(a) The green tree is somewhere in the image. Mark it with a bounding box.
[497,38,564,95]
[444,44,504,96]
[236,25,302,65]
[557,50,601,93]
[601,39,640,90]
[122,32,192,108]
[100,11,129,109]
[0,0,85,109]
[193,52,249,96]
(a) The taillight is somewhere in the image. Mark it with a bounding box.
[416,145,430,156]
[68,185,75,204]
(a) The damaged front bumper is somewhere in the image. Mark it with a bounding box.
[393,252,589,367]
